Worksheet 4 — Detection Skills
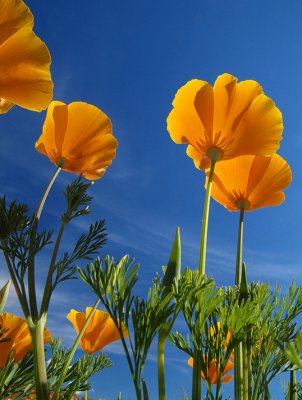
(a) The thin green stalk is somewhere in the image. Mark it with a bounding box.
[235,208,244,286]
[84,388,88,400]
[235,343,243,400]
[191,347,201,400]
[52,298,100,400]
[289,370,298,400]
[158,332,167,400]
[247,335,252,399]
[28,317,49,399]
[242,338,249,400]
[36,166,62,220]
[105,307,140,399]
[40,222,66,317]
[252,351,270,400]
[198,158,217,276]
[2,246,30,318]
[234,207,245,399]
[28,166,61,321]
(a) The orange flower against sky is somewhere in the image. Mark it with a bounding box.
[206,154,292,211]
[0,0,53,113]
[0,312,51,367]
[35,101,118,180]
[188,356,234,384]
[67,308,128,355]
[167,73,283,170]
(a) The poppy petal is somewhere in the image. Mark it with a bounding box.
[0,27,53,112]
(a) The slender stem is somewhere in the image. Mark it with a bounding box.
[84,388,88,400]
[198,159,217,276]
[52,298,100,400]
[247,335,252,399]
[234,208,245,399]
[1,245,30,318]
[289,370,297,400]
[252,352,269,400]
[104,304,139,398]
[242,338,249,400]
[158,332,167,400]
[28,167,61,321]
[235,343,243,400]
[40,222,66,317]
[28,317,49,399]
[235,208,245,286]
[36,167,62,220]
[191,347,201,400]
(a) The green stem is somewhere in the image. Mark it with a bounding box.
[2,246,30,318]
[235,208,244,286]
[289,370,297,400]
[234,208,245,399]
[191,347,201,400]
[235,343,243,400]
[158,332,167,400]
[36,167,62,220]
[40,222,66,317]
[84,388,88,400]
[28,166,61,321]
[52,298,100,400]
[242,338,248,400]
[198,158,217,277]
[247,335,252,399]
[28,317,49,399]
[252,352,269,400]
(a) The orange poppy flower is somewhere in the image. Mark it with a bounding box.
[35,101,118,180]
[167,73,283,169]
[0,0,53,113]
[206,154,292,211]
[0,312,51,367]
[67,308,128,355]
[188,356,234,384]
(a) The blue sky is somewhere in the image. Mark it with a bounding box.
[1,0,302,398]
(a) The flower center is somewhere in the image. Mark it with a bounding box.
[56,156,68,168]
[235,198,250,211]
[206,147,224,162]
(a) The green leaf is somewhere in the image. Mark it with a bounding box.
[239,262,249,303]
[162,227,181,289]
[0,280,10,313]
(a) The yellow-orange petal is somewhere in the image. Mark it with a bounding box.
[0,312,51,366]
[222,374,234,383]
[67,308,127,355]
[212,73,238,135]
[35,101,118,180]
[188,356,234,384]
[0,98,15,114]
[167,73,283,171]
[207,154,292,211]
[0,0,33,46]
[224,94,283,158]
[0,27,53,112]
[186,145,211,170]
[167,79,211,148]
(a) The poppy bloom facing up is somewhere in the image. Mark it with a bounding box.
[35,101,118,180]
[67,308,128,355]
[188,356,234,384]
[0,0,53,113]
[167,73,283,170]
[206,154,292,211]
[0,312,51,367]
